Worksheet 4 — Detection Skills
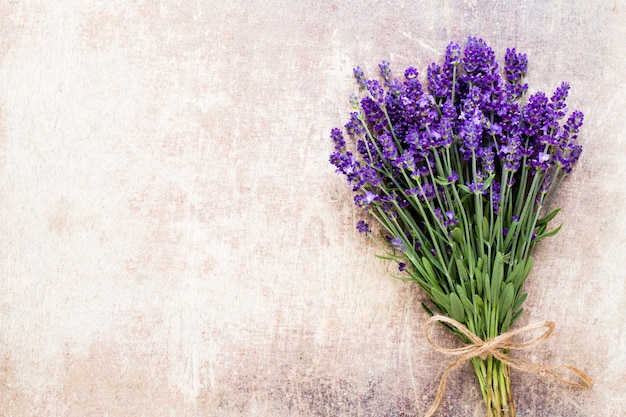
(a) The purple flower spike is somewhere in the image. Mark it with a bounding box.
[434,208,459,228]
[462,37,499,88]
[445,41,462,66]
[551,82,570,119]
[387,236,405,252]
[447,171,459,183]
[459,111,484,150]
[331,127,345,150]
[555,111,584,173]
[329,151,358,182]
[379,60,392,85]
[353,66,367,88]
[445,211,459,227]
[354,191,380,211]
[356,220,371,234]
[379,132,398,160]
[360,96,385,130]
[504,48,528,84]
[366,79,385,103]
[404,67,419,79]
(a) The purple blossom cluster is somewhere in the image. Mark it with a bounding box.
[330,37,583,259]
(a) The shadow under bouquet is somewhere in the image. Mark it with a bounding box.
[329,37,591,417]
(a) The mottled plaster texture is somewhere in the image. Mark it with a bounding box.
[0,1,625,416]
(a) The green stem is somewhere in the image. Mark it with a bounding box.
[471,356,515,417]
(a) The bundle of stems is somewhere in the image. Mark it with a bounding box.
[330,37,584,416]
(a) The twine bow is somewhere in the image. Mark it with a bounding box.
[422,315,593,417]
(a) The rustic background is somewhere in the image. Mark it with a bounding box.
[1,1,624,416]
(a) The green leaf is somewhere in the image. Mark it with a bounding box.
[512,292,528,312]
[421,256,437,283]
[434,176,450,186]
[404,260,432,289]
[512,261,529,289]
[500,309,513,332]
[491,252,504,301]
[472,294,484,308]
[511,308,524,325]
[506,261,525,286]
[503,222,519,249]
[458,184,471,194]
[455,259,470,284]
[428,254,447,275]
[447,258,458,282]
[375,253,398,261]
[390,274,414,282]
[499,282,515,313]
[458,291,474,320]
[534,224,562,242]
[431,288,451,311]
[482,216,489,240]
[536,208,561,227]
[535,222,548,236]
[483,271,491,303]
[449,292,465,323]
[476,257,484,271]
[456,283,470,300]
[522,257,534,281]
[421,303,434,316]
[482,173,496,191]
[501,252,511,264]
[459,193,472,206]
[450,227,464,245]
[475,267,483,296]
[472,294,484,315]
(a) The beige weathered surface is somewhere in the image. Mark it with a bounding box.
[0,1,624,416]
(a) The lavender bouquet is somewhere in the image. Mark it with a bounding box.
[330,37,591,417]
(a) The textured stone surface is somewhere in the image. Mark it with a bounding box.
[1,1,624,416]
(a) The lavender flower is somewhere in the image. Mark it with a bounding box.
[490,180,502,213]
[467,173,485,194]
[332,38,583,244]
[461,37,500,90]
[521,92,550,137]
[379,60,392,86]
[459,109,484,152]
[360,97,386,131]
[556,111,584,173]
[498,135,523,172]
[331,127,345,150]
[551,82,570,116]
[354,191,379,211]
[427,62,451,98]
[479,144,495,173]
[389,236,405,252]
[378,131,398,160]
[353,66,367,89]
[504,48,527,80]
[434,208,459,228]
[445,41,462,66]
[345,111,365,135]
[366,79,385,103]
[356,220,371,234]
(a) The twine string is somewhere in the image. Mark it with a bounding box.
[422,315,593,417]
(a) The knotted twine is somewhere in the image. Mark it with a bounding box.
[422,315,593,417]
